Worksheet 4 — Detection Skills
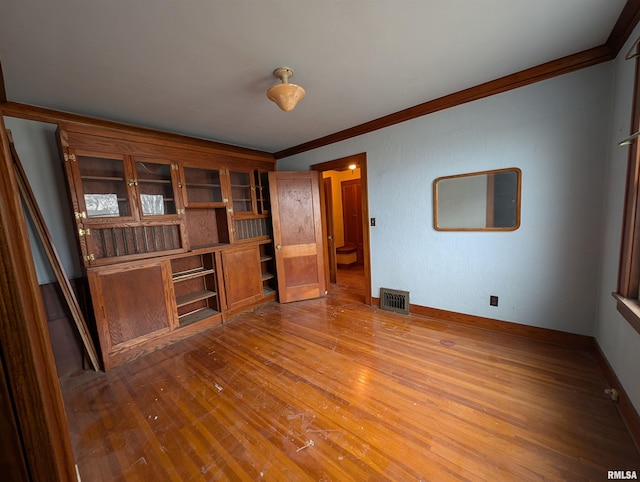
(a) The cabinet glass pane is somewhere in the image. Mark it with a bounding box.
[136,161,176,216]
[183,167,223,204]
[230,171,252,213]
[255,170,270,214]
[78,155,131,218]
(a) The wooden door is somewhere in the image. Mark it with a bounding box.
[341,179,362,260]
[323,177,337,283]
[221,245,263,314]
[269,171,326,303]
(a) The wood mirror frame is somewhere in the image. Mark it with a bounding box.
[433,167,521,231]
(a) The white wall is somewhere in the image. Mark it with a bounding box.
[4,116,82,283]
[278,63,613,337]
[595,26,640,414]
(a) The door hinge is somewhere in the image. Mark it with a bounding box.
[228,207,233,213]
[223,198,229,203]
[177,208,185,215]
[171,164,179,171]
[64,153,76,162]
[74,211,87,219]
[84,254,95,262]
[78,228,91,237]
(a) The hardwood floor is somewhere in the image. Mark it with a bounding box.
[62,267,640,481]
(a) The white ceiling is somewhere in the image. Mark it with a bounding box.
[0,0,628,154]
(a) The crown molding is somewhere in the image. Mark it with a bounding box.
[275,45,614,159]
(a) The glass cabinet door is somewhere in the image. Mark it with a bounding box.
[77,153,134,220]
[135,159,177,216]
[254,170,270,214]
[182,166,223,205]
[229,170,254,214]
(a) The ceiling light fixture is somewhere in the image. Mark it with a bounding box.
[266,67,305,112]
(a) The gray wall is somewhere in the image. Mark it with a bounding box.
[5,117,82,283]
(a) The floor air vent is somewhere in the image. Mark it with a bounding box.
[380,288,410,315]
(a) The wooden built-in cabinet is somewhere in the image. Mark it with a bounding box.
[58,124,277,369]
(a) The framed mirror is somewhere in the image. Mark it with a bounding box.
[433,167,521,231]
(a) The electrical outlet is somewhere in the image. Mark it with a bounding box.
[370,217,376,226]
[490,295,498,307]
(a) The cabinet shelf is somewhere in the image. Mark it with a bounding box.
[263,286,276,296]
[176,290,217,307]
[261,273,274,281]
[138,179,172,184]
[81,175,125,182]
[260,255,273,262]
[142,198,175,203]
[186,183,222,189]
[178,307,219,327]
[172,267,216,282]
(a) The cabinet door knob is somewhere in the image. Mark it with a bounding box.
[276,244,282,250]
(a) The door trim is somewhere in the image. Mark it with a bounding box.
[323,177,336,283]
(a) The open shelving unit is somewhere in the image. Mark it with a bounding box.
[259,241,277,297]
[171,252,221,327]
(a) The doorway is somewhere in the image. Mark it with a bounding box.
[311,153,371,305]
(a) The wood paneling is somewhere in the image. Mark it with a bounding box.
[62,270,639,481]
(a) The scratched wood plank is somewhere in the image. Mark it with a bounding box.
[61,267,640,481]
